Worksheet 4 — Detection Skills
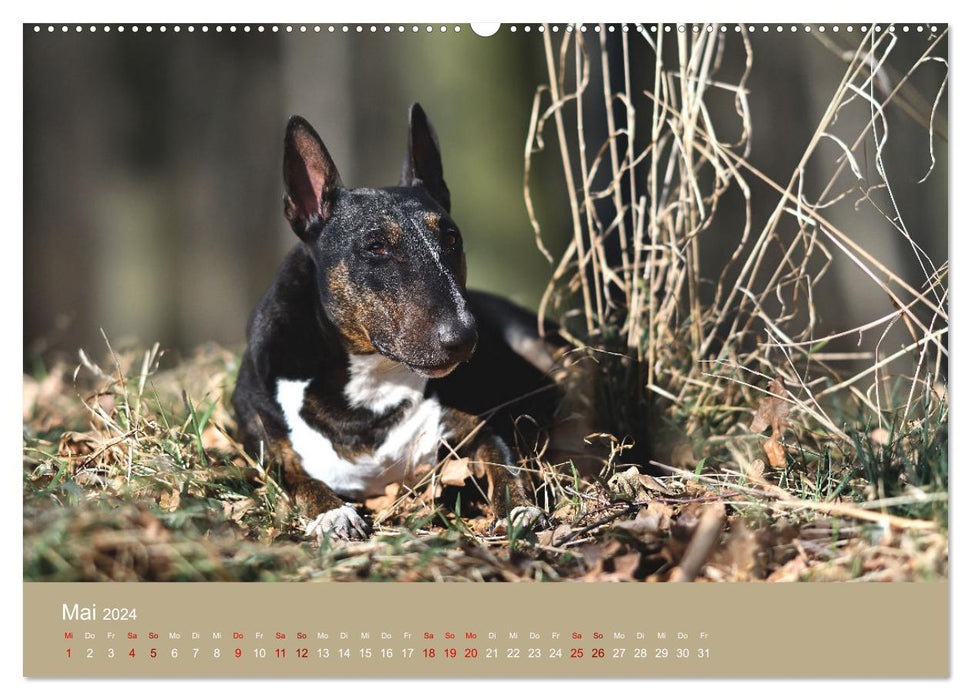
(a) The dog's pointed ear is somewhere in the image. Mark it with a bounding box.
[283,116,342,240]
[400,103,451,212]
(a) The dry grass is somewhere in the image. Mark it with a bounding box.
[23,24,947,583]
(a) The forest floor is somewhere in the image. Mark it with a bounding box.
[23,342,947,583]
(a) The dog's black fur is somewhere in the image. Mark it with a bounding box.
[232,104,558,540]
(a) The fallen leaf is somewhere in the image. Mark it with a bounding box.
[767,555,808,582]
[751,377,792,438]
[158,488,181,512]
[364,483,401,513]
[607,466,641,500]
[763,436,786,468]
[612,507,665,543]
[611,552,642,580]
[222,497,256,524]
[440,458,473,487]
[201,425,234,453]
[745,458,766,480]
[638,473,674,495]
[723,519,758,578]
[57,431,103,468]
[536,523,572,547]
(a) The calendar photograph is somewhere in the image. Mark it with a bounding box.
[22,20,949,678]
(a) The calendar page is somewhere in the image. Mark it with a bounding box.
[22,20,949,679]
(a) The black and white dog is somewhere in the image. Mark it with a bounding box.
[232,104,559,541]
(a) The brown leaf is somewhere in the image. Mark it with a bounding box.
[611,552,642,580]
[440,458,473,487]
[607,466,642,500]
[638,473,674,495]
[745,458,766,481]
[612,504,670,543]
[222,497,256,524]
[763,436,787,468]
[751,377,792,438]
[57,431,103,467]
[201,425,234,453]
[364,483,401,513]
[158,488,181,512]
[536,523,572,547]
[723,519,758,578]
[767,555,808,582]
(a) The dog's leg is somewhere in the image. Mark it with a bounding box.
[442,409,549,532]
[233,377,370,542]
[272,439,371,541]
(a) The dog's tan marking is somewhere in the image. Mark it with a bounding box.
[328,260,382,354]
[423,212,440,232]
[382,220,403,244]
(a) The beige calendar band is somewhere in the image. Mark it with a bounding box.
[24,582,947,677]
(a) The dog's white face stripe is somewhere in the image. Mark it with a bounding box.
[408,212,471,325]
[276,357,447,500]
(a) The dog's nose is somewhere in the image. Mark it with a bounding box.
[436,318,478,360]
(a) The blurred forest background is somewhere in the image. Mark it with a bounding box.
[23,24,947,368]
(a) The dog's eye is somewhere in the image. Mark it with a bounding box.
[367,240,390,257]
[443,231,460,248]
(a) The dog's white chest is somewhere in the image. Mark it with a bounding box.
[275,356,446,499]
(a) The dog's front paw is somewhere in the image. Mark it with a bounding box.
[304,505,371,542]
[506,505,551,532]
